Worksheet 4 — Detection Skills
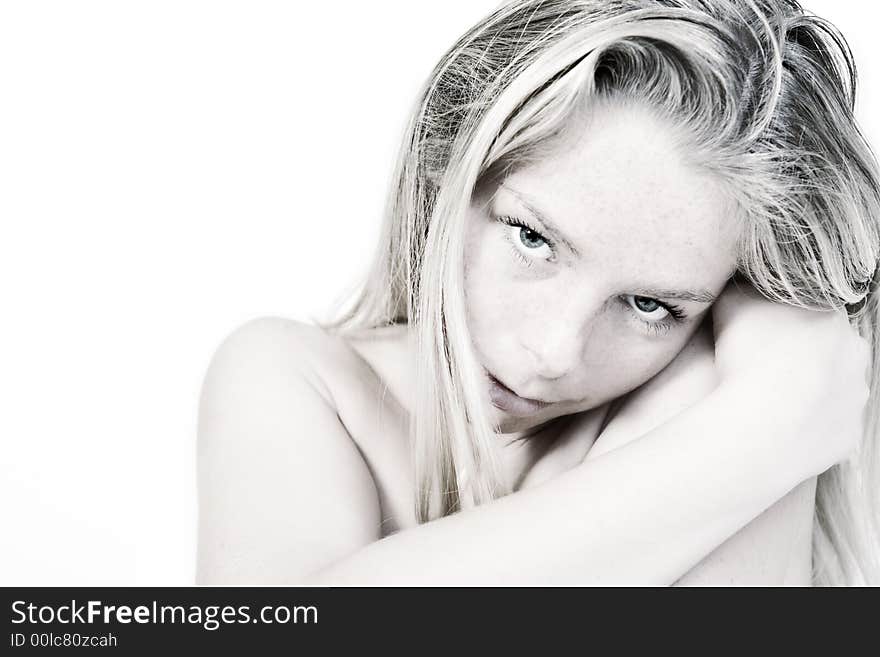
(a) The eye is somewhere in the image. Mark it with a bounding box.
[625,295,672,323]
[517,226,547,250]
[499,216,553,262]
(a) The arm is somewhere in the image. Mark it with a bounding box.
[200,284,863,586]
[585,321,817,585]
[300,378,802,585]
[305,277,867,586]
[199,318,791,585]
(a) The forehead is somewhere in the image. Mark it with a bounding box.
[498,101,740,280]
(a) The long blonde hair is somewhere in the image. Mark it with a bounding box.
[323,0,880,585]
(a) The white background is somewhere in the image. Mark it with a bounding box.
[1,1,877,585]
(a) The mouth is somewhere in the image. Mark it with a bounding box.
[485,370,552,417]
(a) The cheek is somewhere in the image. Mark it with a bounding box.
[463,235,519,344]
[579,330,694,402]
[463,220,557,369]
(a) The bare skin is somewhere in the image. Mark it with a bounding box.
[196,101,840,585]
[463,100,742,437]
[340,320,815,584]
[196,314,815,585]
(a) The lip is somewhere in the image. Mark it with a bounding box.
[485,370,552,417]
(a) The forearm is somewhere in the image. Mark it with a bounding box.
[303,382,798,586]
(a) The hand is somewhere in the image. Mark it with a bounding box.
[711,278,870,477]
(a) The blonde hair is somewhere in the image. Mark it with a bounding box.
[323,0,880,585]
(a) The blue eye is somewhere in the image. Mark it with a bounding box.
[499,216,554,262]
[518,227,547,250]
[625,295,671,322]
[634,296,661,313]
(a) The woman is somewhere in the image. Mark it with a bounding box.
[196,0,880,585]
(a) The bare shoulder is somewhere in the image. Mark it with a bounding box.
[202,317,415,408]
[201,316,358,395]
[196,317,385,584]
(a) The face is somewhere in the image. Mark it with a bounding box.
[463,101,740,434]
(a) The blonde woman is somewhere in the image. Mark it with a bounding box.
[196,0,880,585]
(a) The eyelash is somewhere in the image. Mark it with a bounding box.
[496,214,689,336]
[630,300,687,337]
[498,215,555,266]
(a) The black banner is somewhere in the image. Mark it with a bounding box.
[0,586,872,652]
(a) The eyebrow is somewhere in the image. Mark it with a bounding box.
[496,183,719,305]
[631,288,718,303]
[498,183,583,257]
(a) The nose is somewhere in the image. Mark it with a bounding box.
[519,308,592,381]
